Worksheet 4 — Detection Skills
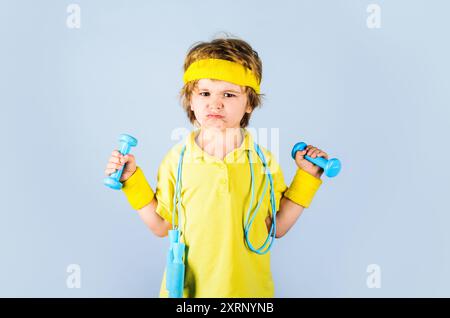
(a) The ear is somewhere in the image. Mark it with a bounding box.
[246,105,252,114]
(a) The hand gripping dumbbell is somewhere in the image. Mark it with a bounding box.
[103,134,138,190]
[291,142,341,178]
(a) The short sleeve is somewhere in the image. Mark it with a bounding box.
[155,151,178,225]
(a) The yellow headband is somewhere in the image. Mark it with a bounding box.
[183,58,260,93]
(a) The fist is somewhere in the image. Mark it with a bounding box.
[294,145,328,179]
[104,150,137,182]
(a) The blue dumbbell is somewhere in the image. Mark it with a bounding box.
[103,134,138,190]
[291,142,341,178]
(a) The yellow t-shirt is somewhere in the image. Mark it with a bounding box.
[155,129,288,298]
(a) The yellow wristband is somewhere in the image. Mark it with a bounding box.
[121,166,155,210]
[284,169,323,208]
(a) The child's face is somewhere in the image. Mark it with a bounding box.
[190,79,252,130]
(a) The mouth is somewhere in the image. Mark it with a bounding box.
[207,114,224,119]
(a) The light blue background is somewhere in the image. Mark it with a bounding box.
[1,0,449,297]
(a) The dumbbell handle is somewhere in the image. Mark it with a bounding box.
[104,134,138,190]
[109,142,132,181]
[291,142,342,178]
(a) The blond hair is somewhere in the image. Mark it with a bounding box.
[180,37,263,128]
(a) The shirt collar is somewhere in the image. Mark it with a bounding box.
[184,128,256,161]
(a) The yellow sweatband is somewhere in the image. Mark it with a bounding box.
[121,166,155,210]
[284,169,323,208]
[183,58,261,93]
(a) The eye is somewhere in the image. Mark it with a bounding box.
[224,93,236,98]
[199,92,210,97]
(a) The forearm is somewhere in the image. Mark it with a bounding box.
[266,168,323,238]
[137,197,171,238]
[265,196,305,238]
[122,167,171,238]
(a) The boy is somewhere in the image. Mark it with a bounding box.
[104,37,328,297]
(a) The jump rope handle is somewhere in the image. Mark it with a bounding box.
[166,230,186,298]
[291,142,342,178]
[103,134,138,190]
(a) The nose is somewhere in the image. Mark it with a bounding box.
[208,94,224,110]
